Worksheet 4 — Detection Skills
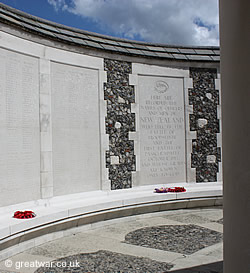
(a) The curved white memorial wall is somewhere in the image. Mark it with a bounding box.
[0,31,104,205]
[0,3,222,259]
[0,30,222,206]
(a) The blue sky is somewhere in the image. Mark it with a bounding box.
[0,0,106,34]
[0,0,219,46]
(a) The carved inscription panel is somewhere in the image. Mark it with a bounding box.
[139,76,186,184]
[0,48,40,206]
[51,62,101,196]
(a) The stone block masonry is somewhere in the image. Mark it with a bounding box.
[189,68,221,182]
[104,59,136,189]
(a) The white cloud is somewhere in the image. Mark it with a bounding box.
[48,0,68,12]
[48,0,219,46]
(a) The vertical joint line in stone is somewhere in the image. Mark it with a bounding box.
[129,70,139,186]
[99,69,110,190]
[104,59,136,190]
[39,58,53,199]
[215,73,223,182]
[184,75,196,182]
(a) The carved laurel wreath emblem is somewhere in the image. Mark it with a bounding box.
[154,80,169,93]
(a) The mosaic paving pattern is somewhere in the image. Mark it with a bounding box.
[189,68,221,182]
[104,59,136,190]
[124,224,222,255]
[35,250,173,273]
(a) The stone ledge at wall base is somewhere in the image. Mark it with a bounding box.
[0,182,222,261]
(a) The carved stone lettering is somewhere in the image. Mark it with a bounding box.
[139,76,186,184]
[51,62,101,196]
[0,48,40,206]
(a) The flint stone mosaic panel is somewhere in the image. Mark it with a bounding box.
[0,48,40,206]
[189,68,221,182]
[51,62,101,196]
[139,76,186,185]
[104,59,136,190]
[35,250,173,273]
[124,224,222,255]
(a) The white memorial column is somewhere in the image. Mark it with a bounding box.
[219,0,250,272]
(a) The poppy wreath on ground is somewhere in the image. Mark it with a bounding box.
[154,187,186,193]
[13,210,36,219]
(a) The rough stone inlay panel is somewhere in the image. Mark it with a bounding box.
[189,68,221,182]
[104,59,136,190]
[124,224,222,254]
[35,250,173,273]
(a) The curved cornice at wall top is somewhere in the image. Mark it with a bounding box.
[0,3,220,62]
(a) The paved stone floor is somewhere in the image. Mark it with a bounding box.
[0,207,223,273]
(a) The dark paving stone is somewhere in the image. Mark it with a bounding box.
[171,261,223,273]
[35,250,173,273]
[124,224,222,255]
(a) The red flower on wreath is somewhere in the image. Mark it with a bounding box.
[167,187,186,192]
[13,211,36,219]
[154,187,186,193]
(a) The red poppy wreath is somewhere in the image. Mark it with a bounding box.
[13,210,36,219]
[154,187,186,193]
